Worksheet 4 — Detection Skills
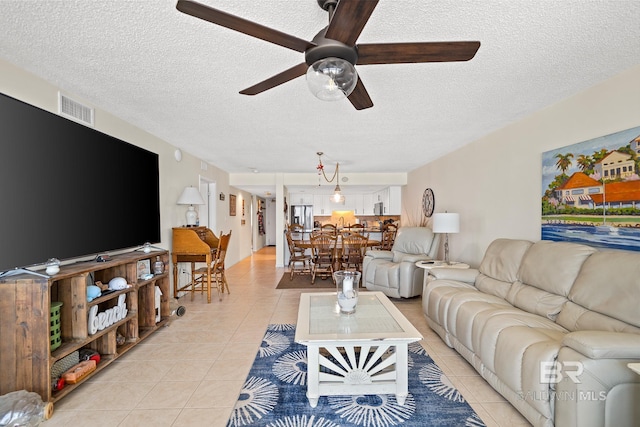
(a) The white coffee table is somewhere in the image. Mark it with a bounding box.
[295,291,423,407]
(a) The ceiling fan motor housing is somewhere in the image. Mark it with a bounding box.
[305,28,358,66]
[317,0,338,11]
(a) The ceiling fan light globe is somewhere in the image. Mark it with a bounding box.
[306,57,357,101]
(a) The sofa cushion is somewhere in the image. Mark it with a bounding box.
[562,251,640,331]
[517,241,596,296]
[494,325,566,419]
[473,310,568,373]
[475,239,533,298]
[505,281,568,320]
[556,302,640,334]
[391,227,437,261]
[423,280,478,327]
[506,241,596,320]
[450,298,513,352]
[562,331,640,359]
[371,261,400,290]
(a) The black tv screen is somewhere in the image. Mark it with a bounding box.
[0,92,160,273]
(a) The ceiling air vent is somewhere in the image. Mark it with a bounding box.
[58,92,94,127]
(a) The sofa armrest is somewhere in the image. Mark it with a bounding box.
[563,331,640,359]
[397,254,432,264]
[428,267,479,284]
[364,250,393,260]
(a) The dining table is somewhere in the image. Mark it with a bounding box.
[291,238,381,250]
[290,235,380,275]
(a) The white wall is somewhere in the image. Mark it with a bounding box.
[0,59,253,281]
[404,65,640,266]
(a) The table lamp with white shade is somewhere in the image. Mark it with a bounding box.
[177,186,205,226]
[432,212,460,265]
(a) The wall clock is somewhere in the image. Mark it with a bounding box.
[422,188,435,217]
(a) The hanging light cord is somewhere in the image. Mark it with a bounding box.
[317,152,339,183]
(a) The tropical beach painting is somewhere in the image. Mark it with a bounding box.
[541,125,640,251]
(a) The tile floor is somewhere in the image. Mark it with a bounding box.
[43,247,531,427]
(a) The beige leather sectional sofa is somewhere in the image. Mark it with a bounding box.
[422,238,640,427]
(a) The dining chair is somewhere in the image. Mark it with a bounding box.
[288,223,304,234]
[310,233,338,284]
[347,223,365,234]
[320,223,338,236]
[341,232,369,272]
[285,230,312,280]
[379,224,398,250]
[192,230,232,302]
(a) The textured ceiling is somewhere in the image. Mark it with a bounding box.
[1,1,640,185]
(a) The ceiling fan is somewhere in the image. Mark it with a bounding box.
[176,0,480,110]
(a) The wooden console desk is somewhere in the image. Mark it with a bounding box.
[171,226,219,300]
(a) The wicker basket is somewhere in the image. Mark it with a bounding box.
[51,350,79,382]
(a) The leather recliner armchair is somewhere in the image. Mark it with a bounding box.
[362,227,440,298]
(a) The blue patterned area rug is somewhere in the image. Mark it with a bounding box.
[226,324,485,427]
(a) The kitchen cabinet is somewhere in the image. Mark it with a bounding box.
[374,188,389,213]
[313,194,331,215]
[370,187,401,215]
[387,186,402,215]
[341,195,355,212]
[290,192,313,205]
[312,187,401,217]
[362,193,374,215]
[351,194,364,215]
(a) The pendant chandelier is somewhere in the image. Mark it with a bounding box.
[316,152,345,203]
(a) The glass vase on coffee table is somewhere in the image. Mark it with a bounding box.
[334,270,360,314]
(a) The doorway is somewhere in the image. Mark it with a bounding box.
[265,198,277,246]
[198,176,216,232]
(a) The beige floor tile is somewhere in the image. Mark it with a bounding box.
[460,375,507,403]
[447,376,479,403]
[185,380,245,408]
[204,357,254,381]
[162,359,216,382]
[231,327,271,342]
[218,342,261,360]
[440,354,479,376]
[468,403,501,427]
[119,409,181,427]
[88,359,171,383]
[54,381,154,411]
[172,408,234,427]
[481,402,533,426]
[135,381,200,409]
[424,337,460,357]
[150,328,235,345]
[42,410,130,427]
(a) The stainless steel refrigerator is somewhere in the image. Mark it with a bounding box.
[290,205,314,231]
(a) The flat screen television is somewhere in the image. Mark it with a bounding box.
[0,92,161,275]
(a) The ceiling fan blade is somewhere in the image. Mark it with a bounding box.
[176,0,315,53]
[325,0,379,46]
[347,78,374,110]
[239,63,308,95]
[357,41,481,65]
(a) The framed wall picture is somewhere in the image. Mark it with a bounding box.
[541,125,640,252]
[229,194,237,216]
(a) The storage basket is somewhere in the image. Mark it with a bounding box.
[51,350,79,382]
[50,302,63,351]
